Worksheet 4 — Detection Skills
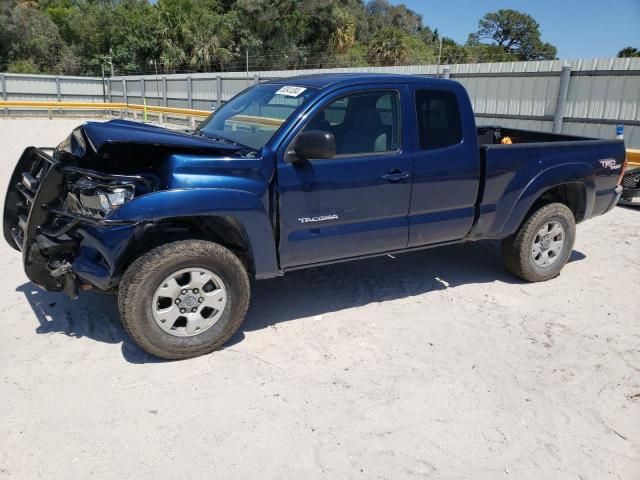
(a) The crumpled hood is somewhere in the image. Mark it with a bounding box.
[55,119,248,166]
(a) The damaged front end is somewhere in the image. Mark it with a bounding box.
[4,120,255,298]
[3,147,148,298]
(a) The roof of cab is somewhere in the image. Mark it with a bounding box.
[265,72,459,89]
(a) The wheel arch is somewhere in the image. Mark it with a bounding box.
[108,188,282,281]
[524,182,588,225]
[499,162,595,237]
[120,215,257,277]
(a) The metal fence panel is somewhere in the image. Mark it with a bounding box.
[476,117,553,133]
[2,58,640,147]
[106,59,638,146]
[563,122,639,148]
[3,73,105,101]
[191,77,216,103]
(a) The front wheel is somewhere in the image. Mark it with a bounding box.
[501,202,576,282]
[118,240,250,360]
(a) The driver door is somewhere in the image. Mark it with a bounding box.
[276,86,413,268]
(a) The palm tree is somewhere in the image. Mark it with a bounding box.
[188,34,232,71]
[367,28,409,66]
[159,41,186,72]
[329,13,356,54]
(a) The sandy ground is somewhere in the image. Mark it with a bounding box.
[0,117,639,480]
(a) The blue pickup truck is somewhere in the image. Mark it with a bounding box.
[3,74,626,359]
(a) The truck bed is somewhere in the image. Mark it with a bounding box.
[470,126,626,240]
[477,126,592,145]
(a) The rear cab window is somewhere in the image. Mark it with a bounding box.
[415,90,463,150]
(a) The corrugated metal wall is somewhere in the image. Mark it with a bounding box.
[1,73,104,101]
[0,73,106,116]
[1,57,639,147]
[451,58,640,147]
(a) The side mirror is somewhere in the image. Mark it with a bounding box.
[292,130,336,161]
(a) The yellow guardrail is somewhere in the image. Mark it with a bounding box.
[229,114,284,127]
[627,149,640,169]
[0,100,211,119]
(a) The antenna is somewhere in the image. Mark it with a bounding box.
[436,37,443,78]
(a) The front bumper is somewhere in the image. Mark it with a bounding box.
[3,147,140,297]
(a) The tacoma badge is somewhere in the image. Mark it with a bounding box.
[298,214,339,224]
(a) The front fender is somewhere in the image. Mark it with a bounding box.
[108,188,280,279]
[499,162,595,237]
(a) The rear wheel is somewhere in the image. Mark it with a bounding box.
[118,239,250,360]
[501,203,576,282]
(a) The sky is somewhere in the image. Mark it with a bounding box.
[391,0,640,59]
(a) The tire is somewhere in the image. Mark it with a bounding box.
[118,239,250,360]
[501,202,576,283]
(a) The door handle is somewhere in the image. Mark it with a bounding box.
[382,169,410,182]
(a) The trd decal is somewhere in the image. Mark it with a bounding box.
[599,159,621,170]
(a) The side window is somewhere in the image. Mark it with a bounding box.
[303,90,401,157]
[415,90,463,150]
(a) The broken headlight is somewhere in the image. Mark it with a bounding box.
[65,177,135,218]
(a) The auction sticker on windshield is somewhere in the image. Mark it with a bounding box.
[275,86,307,97]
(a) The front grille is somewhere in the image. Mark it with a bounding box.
[10,152,53,251]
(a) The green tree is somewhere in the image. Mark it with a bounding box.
[405,35,436,64]
[187,12,236,70]
[332,43,369,67]
[234,0,335,69]
[329,10,356,55]
[2,1,67,73]
[0,0,15,70]
[57,0,161,74]
[365,0,431,38]
[367,27,409,66]
[468,9,557,61]
[7,58,41,74]
[1,0,564,75]
[157,0,240,72]
[440,38,469,64]
[99,0,160,73]
[39,0,84,45]
[466,44,514,63]
[617,47,640,58]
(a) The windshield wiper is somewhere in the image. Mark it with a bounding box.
[211,136,239,146]
[193,129,234,144]
[192,129,257,153]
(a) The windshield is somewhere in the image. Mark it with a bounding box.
[197,84,319,150]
